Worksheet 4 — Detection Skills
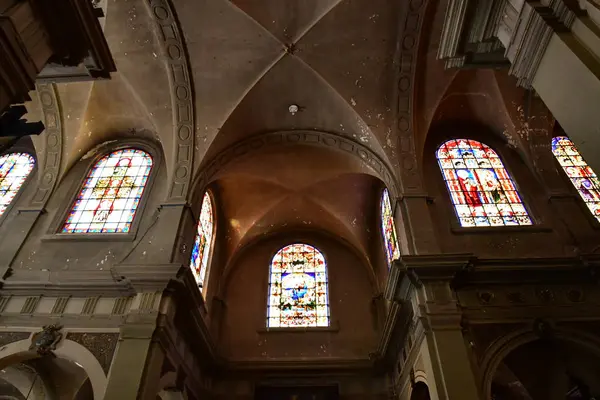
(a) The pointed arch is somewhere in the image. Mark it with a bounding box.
[61,148,153,233]
[436,139,531,227]
[381,188,400,266]
[267,243,329,328]
[0,153,35,217]
[552,136,600,222]
[190,191,215,288]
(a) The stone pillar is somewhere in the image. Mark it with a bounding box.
[396,195,440,255]
[412,276,479,400]
[103,324,155,399]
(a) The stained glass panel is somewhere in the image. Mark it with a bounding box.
[190,192,214,287]
[436,139,532,227]
[381,188,400,266]
[62,148,153,233]
[0,153,35,216]
[267,244,329,328]
[552,136,600,222]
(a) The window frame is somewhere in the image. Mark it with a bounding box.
[190,189,217,295]
[434,137,543,232]
[46,140,161,241]
[551,135,600,229]
[380,187,401,267]
[264,242,332,331]
[0,149,37,226]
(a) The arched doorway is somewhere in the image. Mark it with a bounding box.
[410,382,431,400]
[490,338,600,399]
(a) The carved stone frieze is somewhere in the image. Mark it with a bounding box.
[396,0,427,192]
[192,130,399,203]
[31,83,63,207]
[146,0,195,202]
[66,332,119,374]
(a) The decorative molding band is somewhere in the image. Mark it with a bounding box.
[32,83,63,207]
[191,130,400,200]
[146,0,195,202]
[396,0,428,192]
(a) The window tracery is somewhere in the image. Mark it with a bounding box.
[267,243,329,328]
[0,153,35,217]
[436,139,531,227]
[190,192,214,287]
[62,148,153,233]
[552,136,600,222]
[381,188,400,266]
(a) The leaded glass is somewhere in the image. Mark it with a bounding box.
[190,192,214,287]
[62,148,153,233]
[552,136,600,222]
[381,188,400,266]
[267,244,329,328]
[0,153,35,216]
[436,139,532,227]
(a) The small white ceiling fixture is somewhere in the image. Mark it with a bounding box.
[288,104,299,115]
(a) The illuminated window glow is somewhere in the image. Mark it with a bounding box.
[552,136,600,222]
[0,153,35,216]
[267,244,329,328]
[190,192,214,287]
[381,188,400,266]
[436,139,532,227]
[62,148,153,233]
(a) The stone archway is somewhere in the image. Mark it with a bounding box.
[0,339,107,400]
[410,382,431,400]
[488,337,600,400]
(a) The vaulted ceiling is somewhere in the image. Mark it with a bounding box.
[23,0,533,268]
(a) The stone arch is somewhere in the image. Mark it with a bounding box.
[144,0,195,203]
[410,381,431,400]
[0,339,108,400]
[480,326,600,399]
[31,83,63,208]
[189,130,401,207]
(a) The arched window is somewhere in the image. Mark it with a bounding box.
[0,153,35,217]
[267,243,329,328]
[190,192,214,288]
[436,139,531,227]
[381,188,400,266]
[62,148,153,233]
[552,136,600,222]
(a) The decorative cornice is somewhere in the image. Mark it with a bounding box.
[146,0,195,202]
[191,130,400,201]
[32,83,63,207]
[112,263,183,291]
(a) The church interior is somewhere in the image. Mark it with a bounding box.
[1,0,600,399]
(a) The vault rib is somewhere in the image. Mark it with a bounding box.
[290,0,346,45]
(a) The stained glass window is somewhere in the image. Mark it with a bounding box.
[552,136,600,222]
[436,139,532,227]
[62,148,153,233]
[267,244,329,328]
[190,192,214,287]
[0,153,35,217]
[381,188,400,266]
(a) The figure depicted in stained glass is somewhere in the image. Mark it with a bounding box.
[381,188,400,266]
[552,136,600,222]
[190,192,214,288]
[267,244,329,328]
[0,153,35,217]
[62,148,153,233]
[436,139,532,227]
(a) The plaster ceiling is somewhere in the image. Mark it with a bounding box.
[29,0,512,267]
[212,145,382,267]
